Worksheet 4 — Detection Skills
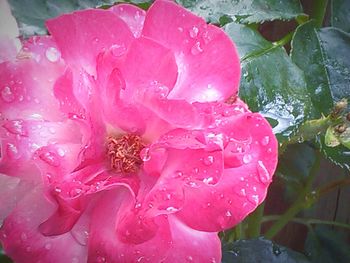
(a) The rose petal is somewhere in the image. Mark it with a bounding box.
[176,109,278,231]
[0,36,64,121]
[163,216,221,263]
[46,9,134,75]
[142,0,240,102]
[0,186,87,263]
[110,4,146,38]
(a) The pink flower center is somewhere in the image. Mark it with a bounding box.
[107,134,145,173]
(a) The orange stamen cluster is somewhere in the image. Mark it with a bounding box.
[107,134,145,173]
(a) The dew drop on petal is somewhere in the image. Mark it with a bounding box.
[110,44,127,57]
[261,136,270,146]
[1,86,15,102]
[257,160,271,184]
[140,147,151,162]
[248,194,259,205]
[45,47,61,62]
[39,151,60,167]
[6,143,20,159]
[243,154,252,164]
[189,26,199,38]
[3,120,26,136]
[191,42,203,55]
[203,155,214,166]
[225,210,232,217]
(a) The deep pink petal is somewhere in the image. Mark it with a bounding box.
[110,4,146,38]
[46,9,134,75]
[163,216,221,263]
[175,108,278,231]
[142,0,240,102]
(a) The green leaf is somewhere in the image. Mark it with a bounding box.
[177,0,305,25]
[225,22,311,142]
[318,135,350,170]
[8,0,151,37]
[291,22,350,169]
[305,226,350,263]
[291,22,350,117]
[277,143,316,201]
[222,237,310,263]
[331,0,350,33]
[325,126,341,147]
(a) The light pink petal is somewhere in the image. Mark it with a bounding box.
[88,188,172,262]
[0,185,87,263]
[117,36,178,99]
[0,36,64,121]
[175,109,278,232]
[142,0,240,102]
[46,9,134,75]
[110,4,146,38]
[163,216,221,263]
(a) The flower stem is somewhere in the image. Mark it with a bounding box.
[311,0,329,27]
[264,152,321,239]
[246,202,265,238]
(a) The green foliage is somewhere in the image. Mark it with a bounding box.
[225,22,311,142]
[177,0,305,25]
[305,226,350,263]
[331,0,350,33]
[277,143,316,201]
[222,238,310,263]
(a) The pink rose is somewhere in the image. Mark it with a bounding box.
[0,0,278,262]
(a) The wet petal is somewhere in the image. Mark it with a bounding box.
[142,0,240,102]
[46,9,134,75]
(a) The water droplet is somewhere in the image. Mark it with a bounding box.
[154,85,169,99]
[3,120,27,136]
[189,26,199,38]
[110,44,127,57]
[57,148,65,157]
[45,47,61,62]
[177,27,184,32]
[39,150,60,167]
[135,202,142,209]
[203,177,215,185]
[248,194,259,205]
[186,256,194,262]
[257,160,271,184]
[238,188,246,197]
[54,186,62,193]
[6,143,20,159]
[166,206,179,212]
[96,256,106,262]
[225,210,232,217]
[45,243,52,250]
[191,42,203,55]
[261,136,270,146]
[243,154,252,164]
[1,86,15,102]
[21,232,27,241]
[140,147,151,162]
[203,155,214,166]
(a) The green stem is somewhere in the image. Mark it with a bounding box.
[262,215,350,231]
[242,31,294,62]
[311,0,329,27]
[246,202,265,238]
[265,152,321,239]
[280,115,342,153]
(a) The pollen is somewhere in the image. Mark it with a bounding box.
[107,134,145,173]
